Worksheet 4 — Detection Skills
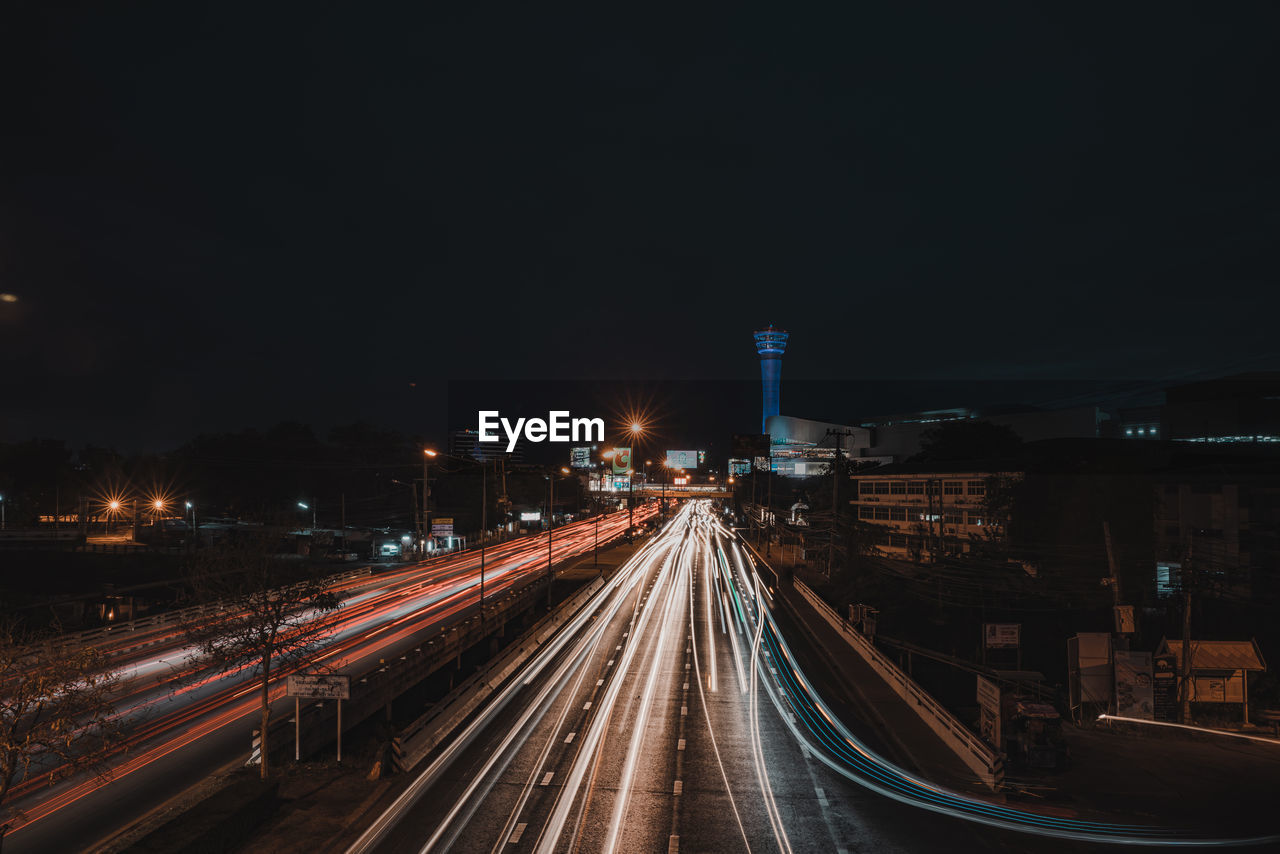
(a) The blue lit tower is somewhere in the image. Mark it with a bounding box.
[753,326,789,432]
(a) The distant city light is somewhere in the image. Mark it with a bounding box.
[0,293,17,303]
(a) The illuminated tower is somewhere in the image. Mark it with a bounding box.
[754,326,789,433]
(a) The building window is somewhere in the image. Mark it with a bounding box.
[890,507,907,521]
[888,533,907,547]
[890,481,906,495]
[967,513,983,526]
[874,506,891,520]
[944,512,963,525]
[874,481,891,495]
[944,481,964,495]
[967,480,986,496]
[859,506,874,520]
[907,481,924,495]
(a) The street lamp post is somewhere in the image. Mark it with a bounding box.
[186,501,196,548]
[298,501,315,530]
[546,467,571,609]
[423,449,437,556]
[480,459,487,626]
[0,494,5,531]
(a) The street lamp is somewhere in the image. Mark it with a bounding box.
[423,449,437,556]
[298,501,315,530]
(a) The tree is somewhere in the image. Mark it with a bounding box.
[182,529,342,779]
[0,625,120,850]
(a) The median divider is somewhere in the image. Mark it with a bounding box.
[395,574,609,772]
[791,579,1004,789]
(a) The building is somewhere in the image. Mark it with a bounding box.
[449,428,525,463]
[1153,463,1280,603]
[754,326,789,433]
[848,463,1022,562]
[764,414,880,477]
[858,406,1107,461]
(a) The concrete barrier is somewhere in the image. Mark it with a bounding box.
[793,580,1004,789]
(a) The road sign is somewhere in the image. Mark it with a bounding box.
[431,517,454,536]
[984,623,1021,649]
[976,675,1002,749]
[287,674,350,700]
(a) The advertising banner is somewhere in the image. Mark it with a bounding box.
[611,447,632,475]
[1114,650,1154,719]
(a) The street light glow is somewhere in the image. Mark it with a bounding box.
[298,502,309,510]
[424,449,437,457]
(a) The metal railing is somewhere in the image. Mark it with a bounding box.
[794,579,1003,788]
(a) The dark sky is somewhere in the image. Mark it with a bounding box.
[2,3,1277,451]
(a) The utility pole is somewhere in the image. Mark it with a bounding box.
[826,429,853,576]
[547,475,555,609]
[1179,538,1195,725]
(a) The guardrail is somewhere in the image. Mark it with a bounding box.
[793,579,1004,789]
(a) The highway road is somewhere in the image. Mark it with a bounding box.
[3,509,653,854]
[351,502,969,852]
[350,501,1278,854]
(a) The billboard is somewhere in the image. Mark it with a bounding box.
[431,518,454,536]
[983,623,1021,649]
[610,447,632,475]
[728,458,751,475]
[666,450,698,469]
[569,446,593,469]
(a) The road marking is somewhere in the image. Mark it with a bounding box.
[685,663,691,669]
[596,678,604,686]
[509,823,527,844]
[564,732,576,744]
[616,645,622,650]
[673,780,683,794]
[815,786,829,807]
[540,772,554,786]
[681,705,687,716]
[607,659,614,666]
[677,738,686,751]
[669,835,680,853]
[683,682,689,690]
[583,701,592,710]
[623,631,628,637]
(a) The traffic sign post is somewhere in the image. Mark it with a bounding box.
[287,674,351,763]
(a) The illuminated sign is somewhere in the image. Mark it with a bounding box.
[666,450,698,469]
[431,517,454,536]
[611,447,632,475]
[697,450,706,464]
[519,511,542,521]
[728,458,750,475]
[674,476,689,485]
[569,446,593,469]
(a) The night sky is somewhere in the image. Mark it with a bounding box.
[3,4,1277,451]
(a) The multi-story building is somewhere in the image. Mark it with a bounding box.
[848,463,1022,562]
[1153,465,1280,602]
